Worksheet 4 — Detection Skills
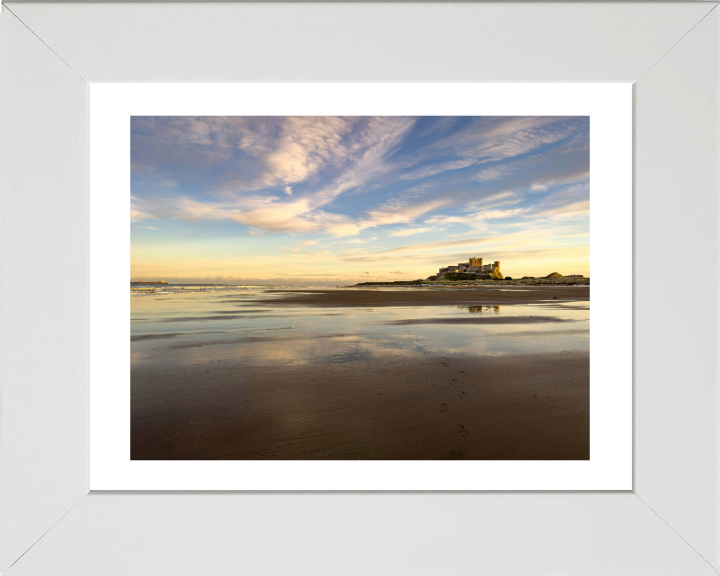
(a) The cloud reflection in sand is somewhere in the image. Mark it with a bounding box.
[131,290,589,370]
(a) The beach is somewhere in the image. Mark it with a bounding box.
[246,285,590,307]
[131,286,589,460]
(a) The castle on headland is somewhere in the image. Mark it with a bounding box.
[436,257,503,279]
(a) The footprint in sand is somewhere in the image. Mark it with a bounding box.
[449,450,464,459]
[458,391,466,399]
[459,371,466,376]
[451,378,458,385]
[439,403,449,412]
[442,362,449,368]
[456,424,469,438]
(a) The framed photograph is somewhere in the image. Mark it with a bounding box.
[90,83,630,491]
[2,2,718,574]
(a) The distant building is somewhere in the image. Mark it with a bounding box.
[437,257,501,277]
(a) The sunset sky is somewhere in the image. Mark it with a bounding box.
[131,116,589,284]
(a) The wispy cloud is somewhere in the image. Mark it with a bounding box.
[429,116,583,162]
[389,227,435,237]
[346,237,378,244]
[398,159,476,181]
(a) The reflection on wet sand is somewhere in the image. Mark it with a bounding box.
[466,305,501,313]
[131,286,589,460]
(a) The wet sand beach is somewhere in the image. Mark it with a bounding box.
[132,351,588,460]
[131,286,589,460]
[247,285,590,308]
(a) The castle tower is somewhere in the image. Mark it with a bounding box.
[494,261,501,271]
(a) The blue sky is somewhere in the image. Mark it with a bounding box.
[131,116,589,283]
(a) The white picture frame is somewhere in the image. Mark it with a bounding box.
[1,2,718,574]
